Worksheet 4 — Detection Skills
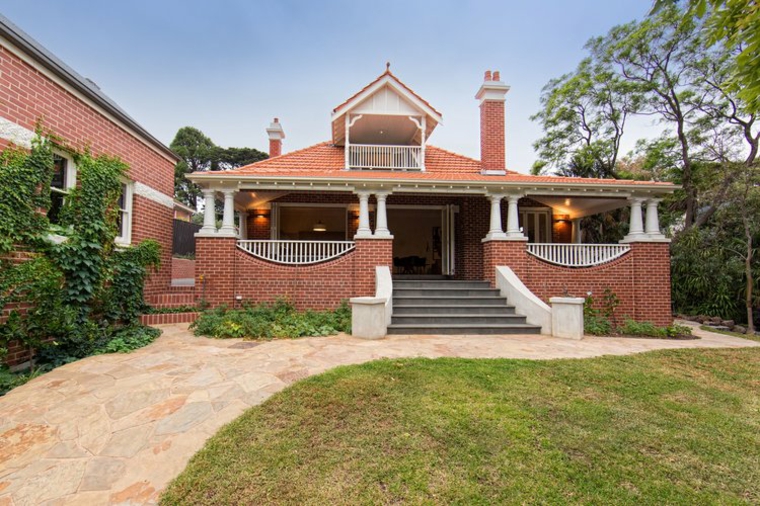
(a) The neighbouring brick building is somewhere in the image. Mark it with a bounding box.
[189,68,676,330]
[0,15,181,364]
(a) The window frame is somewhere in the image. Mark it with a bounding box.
[48,151,77,223]
[114,180,134,246]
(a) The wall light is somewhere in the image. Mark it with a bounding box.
[313,221,327,232]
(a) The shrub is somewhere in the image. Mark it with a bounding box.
[191,299,351,340]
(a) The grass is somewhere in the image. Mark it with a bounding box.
[162,348,760,505]
[701,325,760,342]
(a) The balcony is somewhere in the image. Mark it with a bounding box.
[347,144,423,171]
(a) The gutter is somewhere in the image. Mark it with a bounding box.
[0,14,179,162]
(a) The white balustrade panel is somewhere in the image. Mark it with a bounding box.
[348,144,422,170]
[237,240,356,265]
[527,244,631,268]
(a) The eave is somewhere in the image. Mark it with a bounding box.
[188,172,679,198]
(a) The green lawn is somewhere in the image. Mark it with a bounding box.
[162,349,760,505]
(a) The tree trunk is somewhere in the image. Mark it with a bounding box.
[745,219,755,334]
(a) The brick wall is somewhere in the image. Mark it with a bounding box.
[195,236,392,310]
[171,258,195,280]
[0,43,176,294]
[483,240,672,327]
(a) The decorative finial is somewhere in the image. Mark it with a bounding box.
[386,61,391,71]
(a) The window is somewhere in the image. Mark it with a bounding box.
[519,208,551,243]
[49,154,76,224]
[115,181,134,245]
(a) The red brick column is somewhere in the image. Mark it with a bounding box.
[630,241,672,326]
[353,238,393,297]
[195,236,237,307]
[482,239,528,287]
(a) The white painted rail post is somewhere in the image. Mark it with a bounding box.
[355,191,372,238]
[219,188,237,235]
[484,194,506,240]
[199,188,217,235]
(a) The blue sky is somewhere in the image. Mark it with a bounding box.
[2,1,656,172]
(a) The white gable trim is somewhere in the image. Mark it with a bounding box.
[332,75,443,125]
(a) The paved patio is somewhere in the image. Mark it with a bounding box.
[0,323,757,505]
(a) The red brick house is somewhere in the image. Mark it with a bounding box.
[0,14,179,298]
[189,68,676,334]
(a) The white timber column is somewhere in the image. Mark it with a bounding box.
[219,188,237,235]
[374,191,391,237]
[238,211,248,239]
[644,198,666,239]
[572,218,582,244]
[621,196,646,242]
[355,191,372,238]
[199,188,217,235]
[505,193,525,239]
[484,194,507,240]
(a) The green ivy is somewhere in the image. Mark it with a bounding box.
[0,137,163,380]
[0,138,54,255]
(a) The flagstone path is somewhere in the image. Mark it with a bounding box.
[0,322,757,505]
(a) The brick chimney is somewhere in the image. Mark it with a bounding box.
[266,118,285,157]
[475,70,510,175]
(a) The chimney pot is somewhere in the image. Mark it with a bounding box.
[266,118,286,158]
[493,71,500,81]
[484,70,492,81]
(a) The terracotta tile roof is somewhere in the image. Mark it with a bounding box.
[210,142,673,187]
[333,69,442,118]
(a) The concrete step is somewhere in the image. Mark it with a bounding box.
[393,296,508,306]
[393,288,501,297]
[393,305,516,315]
[386,323,542,335]
[393,280,491,289]
[391,314,528,325]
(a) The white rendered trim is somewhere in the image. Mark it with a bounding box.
[0,115,36,148]
[134,182,174,209]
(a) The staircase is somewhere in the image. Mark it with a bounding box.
[388,279,542,335]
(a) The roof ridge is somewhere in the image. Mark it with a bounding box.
[229,141,333,172]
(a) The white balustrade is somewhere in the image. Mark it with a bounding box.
[237,240,356,265]
[527,243,631,268]
[348,144,423,170]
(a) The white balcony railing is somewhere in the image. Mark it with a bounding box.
[237,240,356,265]
[527,243,631,268]
[348,144,423,170]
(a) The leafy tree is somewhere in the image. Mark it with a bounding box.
[531,57,639,177]
[654,0,760,114]
[171,127,218,209]
[170,127,268,209]
[215,147,267,171]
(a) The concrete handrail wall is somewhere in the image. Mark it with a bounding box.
[375,265,393,325]
[495,266,552,335]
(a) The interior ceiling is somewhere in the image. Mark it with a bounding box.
[530,196,629,219]
[349,115,420,145]
[234,191,288,210]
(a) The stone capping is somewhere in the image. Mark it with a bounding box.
[481,236,529,243]
[619,237,672,244]
[375,266,393,325]
[549,297,585,340]
[349,297,387,339]
[353,235,395,240]
[495,266,551,334]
